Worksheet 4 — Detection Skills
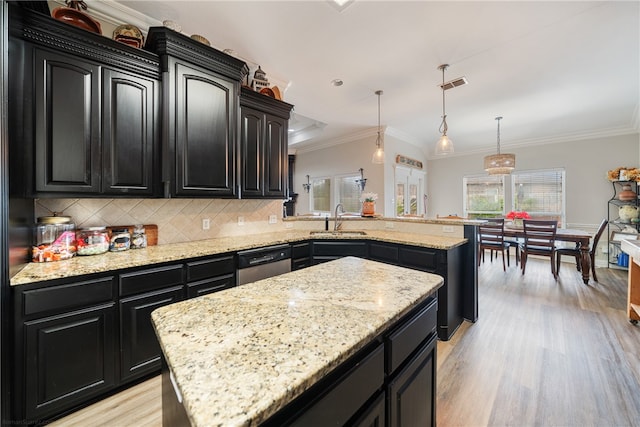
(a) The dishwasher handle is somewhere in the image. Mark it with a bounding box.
[237,245,291,269]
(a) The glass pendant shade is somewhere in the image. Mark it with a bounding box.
[435,134,454,155]
[372,145,384,164]
[484,116,515,175]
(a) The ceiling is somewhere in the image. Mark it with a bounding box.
[112,0,640,158]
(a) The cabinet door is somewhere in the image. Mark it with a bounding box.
[240,106,264,197]
[34,48,100,193]
[102,68,157,195]
[388,334,437,427]
[24,303,116,421]
[264,114,287,198]
[119,286,184,384]
[174,62,236,197]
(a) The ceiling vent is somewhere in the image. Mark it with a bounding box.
[439,77,468,90]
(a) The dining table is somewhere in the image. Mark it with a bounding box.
[503,226,592,284]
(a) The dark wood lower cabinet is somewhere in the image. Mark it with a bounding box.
[119,285,184,384]
[387,334,437,427]
[353,392,386,427]
[23,303,116,422]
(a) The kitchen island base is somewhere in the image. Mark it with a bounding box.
[161,296,437,427]
[153,257,442,426]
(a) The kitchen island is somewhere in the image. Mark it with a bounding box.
[151,256,443,426]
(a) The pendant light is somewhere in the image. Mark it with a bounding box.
[372,90,384,164]
[484,116,515,175]
[435,64,454,155]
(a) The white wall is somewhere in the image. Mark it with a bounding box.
[294,135,386,215]
[427,133,640,227]
[293,130,428,216]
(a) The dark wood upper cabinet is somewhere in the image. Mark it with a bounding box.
[8,5,161,197]
[34,49,101,193]
[240,87,293,199]
[145,27,249,198]
[102,69,157,194]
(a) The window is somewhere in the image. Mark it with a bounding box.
[395,166,425,217]
[463,175,505,219]
[336,174,361,214]
[310,177,331,213]
[512,168,565,226]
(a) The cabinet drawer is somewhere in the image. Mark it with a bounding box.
[291,344,384,427]
[186,274,235,298]
[312,241,367,257]
[186,255,235,282]
[386,297,437,375]
[369,242,399,264]
[399,246,439,272]
[291,242,310,259]
[119,264,184,297]
[22,276,114,317]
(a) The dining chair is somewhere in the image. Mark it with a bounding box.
[478,218,510,271]
[556,218,608,282]
[521,219,558,278]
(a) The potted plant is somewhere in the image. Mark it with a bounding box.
[361,192,378,217]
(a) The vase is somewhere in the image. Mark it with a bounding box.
[618,184,637,202]
[513,218,524,228]
[362,201,375,216]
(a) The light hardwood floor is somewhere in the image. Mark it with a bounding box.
[52,256,640,426]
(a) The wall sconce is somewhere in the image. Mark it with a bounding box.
[355,168,367,191]
[302,175,311,193]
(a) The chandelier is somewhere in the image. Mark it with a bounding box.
[484,116,515,175]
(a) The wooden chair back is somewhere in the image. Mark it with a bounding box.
[523,220,557,251]
[478,218,505,247]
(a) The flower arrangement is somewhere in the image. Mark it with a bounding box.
[360,192,378,203]
[506,211,531,220]
[608,167,640,182]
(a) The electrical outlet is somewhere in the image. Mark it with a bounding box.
[269,215,277,224]
[238,216,245,226]
[202,218,210,230]
[385,221,395,229]
[442,225,455,233]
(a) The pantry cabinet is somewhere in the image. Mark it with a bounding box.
[8,6,160,197]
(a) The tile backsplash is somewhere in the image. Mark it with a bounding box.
[35,198,286,245]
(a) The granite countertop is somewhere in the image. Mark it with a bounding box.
[11,230,466,286]
[151,256,443,426]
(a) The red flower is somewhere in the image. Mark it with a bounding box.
[506,211,530,220]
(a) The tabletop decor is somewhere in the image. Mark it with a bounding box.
[608,167,640,182]
[506,210,530,228]
[361,192,378,216]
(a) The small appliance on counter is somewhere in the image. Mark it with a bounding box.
[32,214,76,262]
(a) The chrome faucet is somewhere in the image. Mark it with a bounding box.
[334,203,345,231]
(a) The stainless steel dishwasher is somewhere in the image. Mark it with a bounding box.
[236,244,292,285]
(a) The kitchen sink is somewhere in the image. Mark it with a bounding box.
[309,230,367,237]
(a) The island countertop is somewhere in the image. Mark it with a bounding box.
[11,229,465,286]
[151,256,443,427]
